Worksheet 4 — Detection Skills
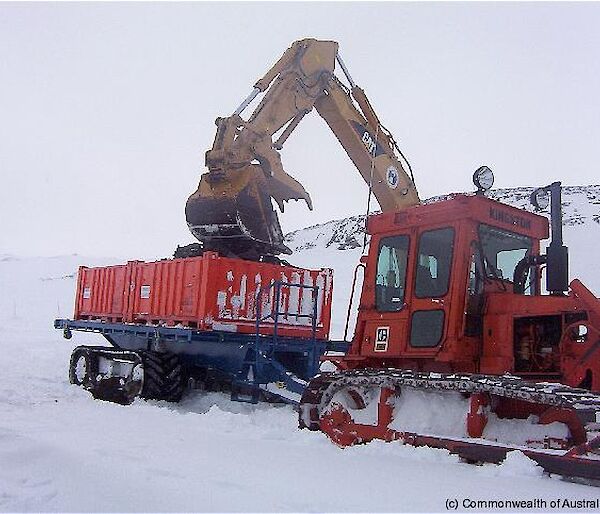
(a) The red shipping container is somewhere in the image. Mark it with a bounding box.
[74,252,333,339]
[75,263,134,322]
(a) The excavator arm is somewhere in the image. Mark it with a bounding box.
[185,38,419,260]
[315,75,419,212]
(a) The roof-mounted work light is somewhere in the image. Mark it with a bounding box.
[530,186,551,211]
[473,166,494,194]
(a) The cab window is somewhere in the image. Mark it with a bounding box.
[415,227,454,298]
[375,235,409,312]
[478,224,533,292]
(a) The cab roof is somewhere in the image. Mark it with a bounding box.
[367,193,549,240]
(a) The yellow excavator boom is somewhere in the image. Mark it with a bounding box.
[185,38,419,260]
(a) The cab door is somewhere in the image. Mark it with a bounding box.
[405,226,455,354]
[361,233,411,357]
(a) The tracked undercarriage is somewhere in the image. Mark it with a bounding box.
[69,346,185,405]
[299,368,600,482]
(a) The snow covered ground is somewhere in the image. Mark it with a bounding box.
[2,186,600,512]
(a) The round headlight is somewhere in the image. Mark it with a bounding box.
[473,166,494,192]
[531,187,550,210]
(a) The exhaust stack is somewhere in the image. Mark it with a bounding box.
[531,181,569,295]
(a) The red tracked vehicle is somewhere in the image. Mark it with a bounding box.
[57,38,600,482]
[299,179,600,482]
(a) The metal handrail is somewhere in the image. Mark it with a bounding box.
[252,280,320,382]
[254,280,320,340]
[343,263,366,341]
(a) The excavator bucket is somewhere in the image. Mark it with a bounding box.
[185,164,292,260]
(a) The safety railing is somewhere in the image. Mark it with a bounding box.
[254,280,319,344]
[251,280,320,382]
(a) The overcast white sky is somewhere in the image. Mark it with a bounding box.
[1,2,599,259]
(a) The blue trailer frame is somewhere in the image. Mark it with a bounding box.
[55,280,348,404]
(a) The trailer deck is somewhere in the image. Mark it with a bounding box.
[55,317,348,404]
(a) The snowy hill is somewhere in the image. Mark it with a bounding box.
[1,187,600,511]
[285,185,600,252]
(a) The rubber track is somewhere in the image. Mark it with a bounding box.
[299,368,600,441]
[70,346,185,403]
[69,346,144,404]
[140,351,185,402]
